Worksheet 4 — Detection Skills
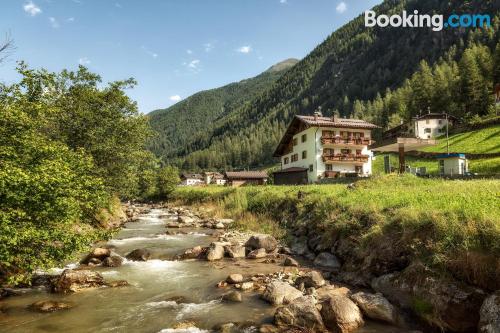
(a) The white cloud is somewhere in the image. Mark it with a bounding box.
[236,45,252,54]
[204,42,213,52]
[188,59,200,69]
[186,49,193,55]
[49,17,59,28]
[336,2,347,13]
[23,1,42,16]
[78,57,91,65]
[141,46,158,58]
[169,95,181,102]
[280,0,288,4]
[66,17,75,22]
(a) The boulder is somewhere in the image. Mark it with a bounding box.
[479,291,500,333]
[247,248,267,259]
[350,291,397,324]
[0,288,20,299]
[88,258,102,265]
[274,296,324,330]
[30,300,73,312]
[239,282,254,291]
[102,255,124,267]
[105,280,129,288]
[125,248,151,261]
[181,246,205,259]
[296,271,325,288]
[259,324,280,333]
[53,269,105,293]
[206,243,225,261]
[226,274,244,284]
[80,247,111,264]
[178,215,195,224]
[214,222,225,229]
[290,236,309,255]
[314,252,341,271]
[261,281,303,305]
[222,291,242,302]
[316,285,350,302]
[284,256,299,267]
[245,235,278,252]
[224,245,246,258]
[320,295,364,333]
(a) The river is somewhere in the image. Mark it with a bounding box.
[0,208,409,333]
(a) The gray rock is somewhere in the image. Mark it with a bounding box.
[274,296,324,330]
[80,247,111,264]
[224,245,246,258]
[261,281,303,305]
[239,282,254,291]
[206,243,225,261]
[350,291,397,324]
[479,291,500,333]
[290,236,309,255]
[178,215,195,224]
[284,256,299,267]
[217,218,234,224]
[30,300,73,312]
[321,295,364,333]
[180,246,204,259]
[214,222,225,229]
[245,235,278,252]
[247,248,267,259]
[53,269,105,293]
[296,271,325,288]
[125,248,151,261]
[314,252,341,271]
[226,274,244,284]
[222,291,242,302]
[102,255,123,267]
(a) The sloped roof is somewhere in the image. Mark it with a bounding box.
[272,167,308,174]
[181,173,203,180]
[273,115,379,157]
[413,113,458,121]
[225,171,268,179]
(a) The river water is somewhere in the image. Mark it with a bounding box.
[0,208,408,333]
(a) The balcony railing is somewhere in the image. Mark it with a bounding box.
[322,154,370,163]
[321,137,373,146]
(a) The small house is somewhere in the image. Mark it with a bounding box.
[203,172,226,185]
[180,173,204,186]
[437,154,468,176]
[384,113,457,140]
[224,171,268,187]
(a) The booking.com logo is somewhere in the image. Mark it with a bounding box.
[365,10,491,31]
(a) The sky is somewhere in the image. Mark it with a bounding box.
[0,0,381,113]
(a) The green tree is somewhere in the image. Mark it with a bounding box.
[157,166,180,199]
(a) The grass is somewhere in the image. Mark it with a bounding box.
[422,124,500,154]
[171,176,500,290]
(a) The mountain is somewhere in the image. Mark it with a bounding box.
[149,0,499,171]
[147,58,298,160]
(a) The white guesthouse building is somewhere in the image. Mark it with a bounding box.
[273,113,379,184]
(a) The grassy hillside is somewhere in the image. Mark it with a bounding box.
[148,59,298,160]
[171,176,500,291]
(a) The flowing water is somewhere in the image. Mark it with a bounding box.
[0,208,408,333]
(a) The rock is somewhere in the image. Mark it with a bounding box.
[30,300,73,312]
[259,324,280,333]
[105,280,129,288]
[178,215,195,224]
[218,218,234,224]
[0,288,20,299]
[314,252,341,271]
[214,222,225,229]
[371,263,486,332]
[80,247,111,264]
[479,291,500,333]
[284,256,299,267]
[167,222,181,228]
[296,271,325,288]
[222,291,242,302]
[53,269,105,293]
[88,258,102,265]
[125,248,151,261]
[206,243,225,261]
[247,248,267,259]
[226,274,244,284]
[181,246,204,259]
[217,281,228,288]
[274,296,324,330]
[239,282,254,291]
[214,323,235,333]
[320,295,364,333]
[245,235,278,252]
[261,281,303,305]
[102,255,124,267]
[290,236,309,255]
[350,291,397,324]
[224,245,246,258]
[316,285,350,302]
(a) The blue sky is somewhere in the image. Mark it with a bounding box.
[0,0,381,113]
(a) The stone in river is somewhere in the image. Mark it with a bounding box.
[226,274,244,284]
[313,252,341,271]
[320,294,364,333]
[125,248,151,261]
[247,248,267,259]
[284,256,299,267]
[350,291,398,324]
[222,291,242,302]
[224,245,246,258]
[245,234,278,251]
[30,300,73,312]
[105,280,129,288]
[206,243,225,261]
[53,269,105,293]
[214,222,225,229]
[102,255,124,267]
[295,271,325,289]
[261,281,303,305]
[274,296,324,330]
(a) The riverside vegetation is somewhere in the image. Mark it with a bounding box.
[171,176,500,331]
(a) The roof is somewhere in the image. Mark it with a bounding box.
[224,171,268,179]
[273,115,380,157]
[273,167,308,174]
[436,153,466,159]
[414,113,458,121]
[203,171,224,177]
[181,173,203,180]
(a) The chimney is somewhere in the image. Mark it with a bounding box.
[332,113,337,123]
[313,106,322,120]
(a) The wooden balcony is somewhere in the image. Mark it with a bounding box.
[322,154,370,163]
[321,137,373,146]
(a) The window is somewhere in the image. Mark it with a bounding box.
[309,164,313,172]
[323,130,334,138]
[426,119,430,124]
[341,149,350,155]
[326,164,333,171]
[293,138,298,146]
[324,148,334,155]
[301,134,307,143]
[438,120,443,125]
[356,149,362,155]
[302,150,307,159]
[291,154,299,162]
[424,128,431,133]
[284,157,289,165]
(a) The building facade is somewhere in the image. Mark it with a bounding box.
[273,114,379,183]
[180,173,204,186]
[224,171,268,187]
[384,113,456,140]
[437,153,468,176]
[203,172,226,185]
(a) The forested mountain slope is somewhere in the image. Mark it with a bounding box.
[149,0,499,171]
[148,58,298,159]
